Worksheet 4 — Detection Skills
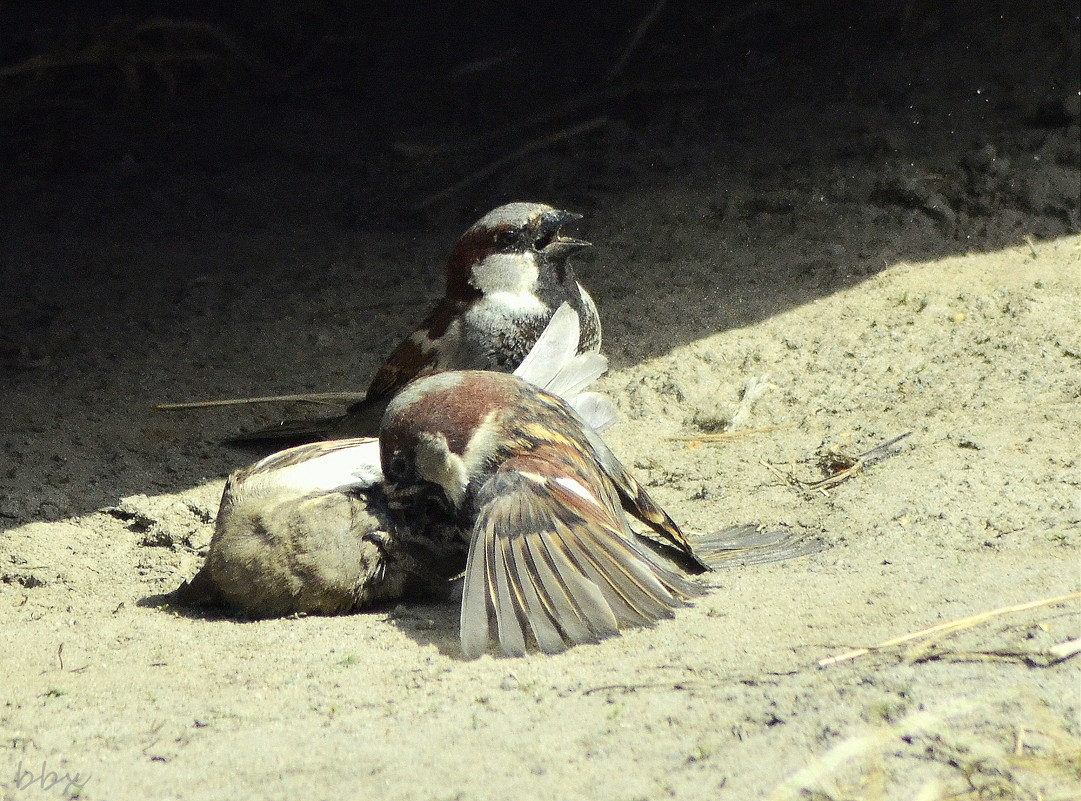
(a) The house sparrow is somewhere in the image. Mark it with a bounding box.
[234,201,600,443]
[379,369,712,659]
[173,304,616,617]
[172,437,463,617]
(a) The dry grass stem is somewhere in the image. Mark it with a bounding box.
[819,591,1081,667]
[766,697,984,801]
[763,432,912,494]
[0,17,276,83]
[768,691,1080,801]
[669,424,789,444]
[605,0,669,83]
[155,392,368,411]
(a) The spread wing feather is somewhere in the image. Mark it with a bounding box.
[569,391,620,434]
[459,467,702,657]
[513,303,579,390]
[507,535,567,654]
[527,530,611,645]
[576,422,705,566]
[513,303,612,411]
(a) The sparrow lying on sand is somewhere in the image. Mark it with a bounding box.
[173,305,616,617]
[235,202,600,442]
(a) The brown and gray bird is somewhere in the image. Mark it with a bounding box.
[237,202,600,442]
[173,436,460,616]
[379,367,712,658]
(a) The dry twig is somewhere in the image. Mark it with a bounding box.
[763,432,912,495]
[819,591,1081,667]
[155,392,367,411]
[410,116,608,211]
[605,0,669,83]
[668,424,789,444]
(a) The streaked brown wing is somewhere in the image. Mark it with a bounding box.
[460,467,703,658]
[556,404,706,569]
[365,301,462,401]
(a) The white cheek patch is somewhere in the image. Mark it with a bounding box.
[469,252,541,301]
[415,432,469,507]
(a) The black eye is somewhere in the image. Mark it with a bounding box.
[494,229,520,249]
[386,451,411,481]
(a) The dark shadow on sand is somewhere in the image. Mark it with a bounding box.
[1,1,1077,522]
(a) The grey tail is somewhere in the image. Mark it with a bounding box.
[224,415,339,448]
[225,396,389,447]
[691,524,826,571]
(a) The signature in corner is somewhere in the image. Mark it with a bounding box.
[13,760,92,795]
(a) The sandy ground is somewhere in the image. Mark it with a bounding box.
[2,4,1079,800]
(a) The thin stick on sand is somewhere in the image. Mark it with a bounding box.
[763,432,912,494]
[668,424,789,443]
[605,0,668,83]
[155,391,367,411]
[818,591,1081,667]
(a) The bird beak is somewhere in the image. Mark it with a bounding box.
[536,209,591,255]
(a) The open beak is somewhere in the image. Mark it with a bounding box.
[536,209,592,254]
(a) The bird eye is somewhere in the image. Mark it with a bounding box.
[386,451,411,481]
[494,229,520,249]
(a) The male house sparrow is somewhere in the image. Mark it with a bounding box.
[174,305,616,617]
[236,201,600,442]
[379,369,712,659]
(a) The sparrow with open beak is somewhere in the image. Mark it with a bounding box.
[235,202,600,442]
[173,305,616,617]
[379,367,711,658]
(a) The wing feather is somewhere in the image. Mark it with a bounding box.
[562,522,684,621]
[542,352,609,401]
[569,391,620,433]
[461,466,702,657]
[506,535,567,653]
[576,423,705,567]
[553,518,650,627]
[525,531,603,645]
[512,304,613,418]
[532,529,618,641]
[460,525,493,659]
[513,303,579,390]
[490,530,527,657]
[692,524,826,569]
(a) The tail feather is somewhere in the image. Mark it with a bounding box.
[225,415,341,447]
[691,524,826,571]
